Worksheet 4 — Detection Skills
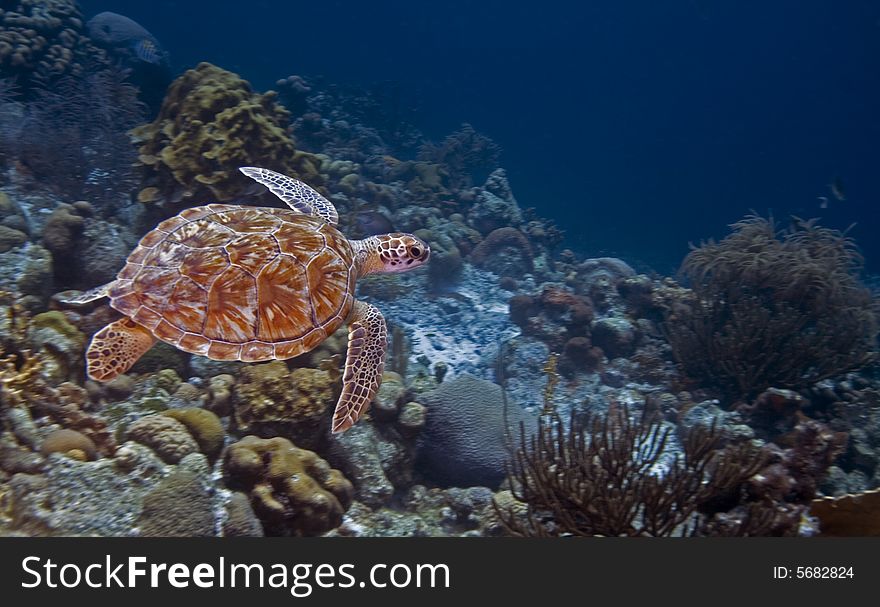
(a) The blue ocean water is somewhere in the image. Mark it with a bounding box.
[78,0,880,273]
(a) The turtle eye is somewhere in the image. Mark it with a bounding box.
[409,246,421,258]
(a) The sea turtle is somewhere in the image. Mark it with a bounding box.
[62,167,429,433]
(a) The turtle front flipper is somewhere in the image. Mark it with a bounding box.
[55,282,114,307]
[239,166,339,225]
[332,300,388,434]
[86,318,156,382]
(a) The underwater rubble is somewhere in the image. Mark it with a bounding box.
[1,5,879,536]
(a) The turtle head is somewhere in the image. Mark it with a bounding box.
[355,233,430,275]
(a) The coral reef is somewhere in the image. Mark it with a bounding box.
[8,442,167,536]
[133,62,324,210]
[418,123,502,191]
[509,286,594,355]
[666,215,878,400]
[0,242,52,300]
[1,351,116,456]
[224,436,354,536]
[1,66,145,203]
[467,169,522,234]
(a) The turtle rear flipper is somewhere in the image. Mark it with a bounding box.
[332,300,387,434]
[55,282,114,307]
[87,318,156,381]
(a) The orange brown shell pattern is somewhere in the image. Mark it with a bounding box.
[108,204,356,362]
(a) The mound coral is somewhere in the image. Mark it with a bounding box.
[161,408,224,461]
[0,0,101,96]
[40,428,96,461]
[133,62,325,209]
[224,435,353,536]
[665,215,877,400]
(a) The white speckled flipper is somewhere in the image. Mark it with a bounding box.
[55,282,113,306]
[332,301,387,434]
[239,166,339,225]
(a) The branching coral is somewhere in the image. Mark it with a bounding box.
[133,62,325,210]
[0,351,116,457]
[495,406,798,536]
[665,215,877,400]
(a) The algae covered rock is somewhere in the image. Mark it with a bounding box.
[28,311,86,382]
[224,435,353,536]
[223,491,264,537]
[9,442,166,536]
[0,242,53,298]
[234,361,334,449]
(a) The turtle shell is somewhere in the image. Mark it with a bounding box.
[108,204,356,362]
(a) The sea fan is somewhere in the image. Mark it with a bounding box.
[9,64,146,206]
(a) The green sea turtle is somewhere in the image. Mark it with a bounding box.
[63,167,429,433]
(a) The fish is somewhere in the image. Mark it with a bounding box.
[132,38,162,64]
[829,176,846,201]
[818,196,829,209]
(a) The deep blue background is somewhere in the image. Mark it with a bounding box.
[79,0,880,273]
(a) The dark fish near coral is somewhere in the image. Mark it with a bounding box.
[132,38,162,65]
[830,175,846,201]
[356,210,394,235]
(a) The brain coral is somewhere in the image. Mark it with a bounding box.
[126,414,199,464]
[132,62,325,208]
[0,0,103,97]
[161,408,225,461]
[416,373,537,488]
[224,435,353,536]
